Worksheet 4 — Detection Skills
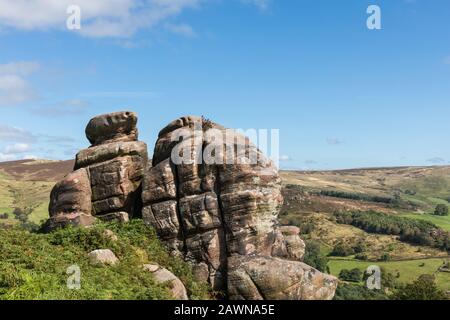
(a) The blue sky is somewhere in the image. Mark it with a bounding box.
[0,0,449,170]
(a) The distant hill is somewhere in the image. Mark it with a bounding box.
[0,159,74,182]
[0,159,74,226]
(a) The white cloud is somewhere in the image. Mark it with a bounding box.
[279,155,291,161]
[0,0,200,38]
[30,99,89,117]
[0,61,40,106]
[4,143,31,154]
[326,137,344,145]
[23,154,38,160]
[0,153,16,161]
[242,0,271,10]
[0,61,40,76]
[426,157,445,164]
[0,125,36,143]
[165,23,197,38]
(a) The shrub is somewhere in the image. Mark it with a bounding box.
[338,268,363,282]
[379,253,391,262]
[434,204,449,216]
[393,275,447,300]
[355,253,368,261]
[333,283,389,300]
[330,242,354,257]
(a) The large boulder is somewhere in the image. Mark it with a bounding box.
[85,111,138,146]
[46,111,148,230]
[142,116,338,299]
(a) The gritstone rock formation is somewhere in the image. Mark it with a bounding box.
[45,111,147,230]
[142,116,337,299]
[45,112,338,300]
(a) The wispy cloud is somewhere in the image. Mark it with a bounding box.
[30,99,89,117]
[279,154,292,161]
[326,137,344,145]
[0,61,40,107]
[80,91,160,98]
[0,0,201,38]
[165,23,197,38]
[242,0,271,11]
[0,125,37,143]
[3,143,31,154]
[426,157,446,164]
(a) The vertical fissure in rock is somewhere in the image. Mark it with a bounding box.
[213,164,229,298]
[172,160,187,255]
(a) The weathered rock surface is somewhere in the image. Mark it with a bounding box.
[88,249,119,266]
[143,264,188,300]
[142,116,338,299]
[85,111,138,146]
[46,111,147,230]
[46,111,337,300]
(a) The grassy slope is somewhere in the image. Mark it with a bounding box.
[281,166,450,213]
[0,160,73,226]
[281,166,450,291]
[0,220,210,300]
[328,257,450,291]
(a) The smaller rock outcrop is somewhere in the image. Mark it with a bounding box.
[45,111,148,230]
[143,264,188,300]
[88,249,119,266]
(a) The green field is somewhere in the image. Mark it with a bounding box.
[401,213,450,232]
[328,257,450,291]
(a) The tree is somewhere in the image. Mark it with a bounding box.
[434,204,449,216]
[393,275,447,300]
[303,240,329,272]
[330,242,354,257]
[339,268,363,282]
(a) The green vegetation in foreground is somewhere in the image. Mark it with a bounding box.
[0,220,210,300]
[328,257,450,291]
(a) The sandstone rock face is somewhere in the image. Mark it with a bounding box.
[142,116,338,300]
[46,111,147,229]
[143,264,188,300]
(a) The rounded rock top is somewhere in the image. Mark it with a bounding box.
[85,111,138,146]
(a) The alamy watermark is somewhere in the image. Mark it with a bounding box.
[66,5,81,30]
[66,264,81,290]
[367,5,382,30]
[170,125,281,170]
[65,4,382,32]
[366,265,382,290]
